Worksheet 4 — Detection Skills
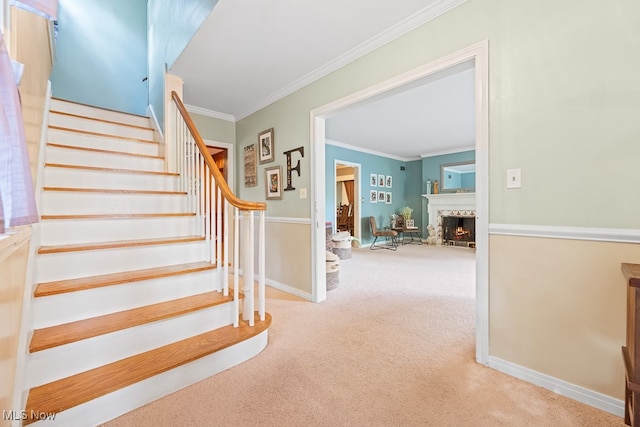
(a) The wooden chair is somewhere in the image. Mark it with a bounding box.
[337,204,349,232]
[369,216,398,251]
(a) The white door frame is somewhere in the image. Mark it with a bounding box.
[310,40,489,364]
[334,160,361,241]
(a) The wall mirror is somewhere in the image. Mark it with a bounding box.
[440,160,475,193]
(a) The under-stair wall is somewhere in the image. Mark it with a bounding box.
[17,99,270,427]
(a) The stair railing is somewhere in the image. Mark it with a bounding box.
[170,91,266,327]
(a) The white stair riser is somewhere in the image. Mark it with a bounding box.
[27,332,268,427]
[41,191,189,215]
[33,269,219,328]
[40,216,196,245]
[28,301,235,388]
[50,99,152,128]
[48,128,159,156]
[49,113,155,141]
[45,145,164,172]
[36,241,210,282]
[43,167,179,192]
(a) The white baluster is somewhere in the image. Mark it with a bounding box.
[243,211,255,326]
[233,207,240,327]
[259,211,265,321]
[223,198,229,296]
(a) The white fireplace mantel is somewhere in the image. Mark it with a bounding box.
[422,193,476,244]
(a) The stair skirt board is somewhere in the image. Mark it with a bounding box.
[27,301,236,388]
[26,331,268,427]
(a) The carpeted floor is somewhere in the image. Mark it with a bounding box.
[103,245,624,426]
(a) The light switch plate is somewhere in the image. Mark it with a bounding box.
[507,168,521,189]
[299,188,307,199]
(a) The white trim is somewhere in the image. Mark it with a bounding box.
[146,104,164,142]
[237,0,468,120]
[265,281,312,302]
[326,138,415,162]
[419,145,475,158]
[487,356,624,417]
[311,41,490,367]
[241,216,311,225]
[186,104,236,122]
[489,223,640,244]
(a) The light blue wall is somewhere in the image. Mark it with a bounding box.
[325,144,423,244]
[148,0,218,129]
[51,0,148,115]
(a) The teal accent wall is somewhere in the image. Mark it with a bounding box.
[421,150,475,191]
[148,0,218,129]
[421,150,475,229]
[325,144,423,244]
[51,0,148,115]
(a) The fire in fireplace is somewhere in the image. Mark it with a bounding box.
[442,216,475,247]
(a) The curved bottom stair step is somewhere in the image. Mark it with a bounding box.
[24,312,272,426]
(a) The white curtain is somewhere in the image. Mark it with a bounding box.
[0,32,38,233]
[11,0,57,20]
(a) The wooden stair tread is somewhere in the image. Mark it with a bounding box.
[48,125,157,144]
[38,235,204,254]
[30,291,236,352]
[43,187,186,195]
[35,261,216,297]
[25,312,271,423]
[44,163,178,176]
[41,213,195,220]
[49,110,153,131]
[47,142,162,159]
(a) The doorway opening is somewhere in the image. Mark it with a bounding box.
[334,161,360,242]
[310,41,489,364]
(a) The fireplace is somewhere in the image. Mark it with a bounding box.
[442,216,475,247]
[422,193,476,246]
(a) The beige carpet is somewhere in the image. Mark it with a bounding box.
[103,245,624,426]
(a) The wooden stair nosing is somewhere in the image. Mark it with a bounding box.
[35,261,217,297]
[50,110,154,132]
[48,125,157,145]
[47,142,163,160]
[44,163,178,176]
[42,187,187,196]
[40,213,195,220]
[29,291,238,353]
[24,313,271,423]
[38,236,204,254]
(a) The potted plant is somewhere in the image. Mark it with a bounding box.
[400,206,413,222]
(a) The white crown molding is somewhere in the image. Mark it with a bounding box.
[326,139,416,162]
[236,0,468,120]
[419,145,475,158]
[489,223,640,244]
[185,104,236,122]
[487,356,623,417]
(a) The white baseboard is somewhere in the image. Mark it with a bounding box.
[487,356,624,418]
[265,278,313,301]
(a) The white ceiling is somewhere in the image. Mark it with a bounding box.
[171,0,473,159]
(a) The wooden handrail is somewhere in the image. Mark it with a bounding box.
[171,91,266,211]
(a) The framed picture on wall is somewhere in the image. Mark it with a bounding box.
[258,128,275,164]
[378,190,385,202]
[370,173,378,187]
[386,192,392,204]
[386,175,392,188]
[370,190,377,203]
[243,144,257,187]
[265,166,282,200]
[378,174,385,187]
